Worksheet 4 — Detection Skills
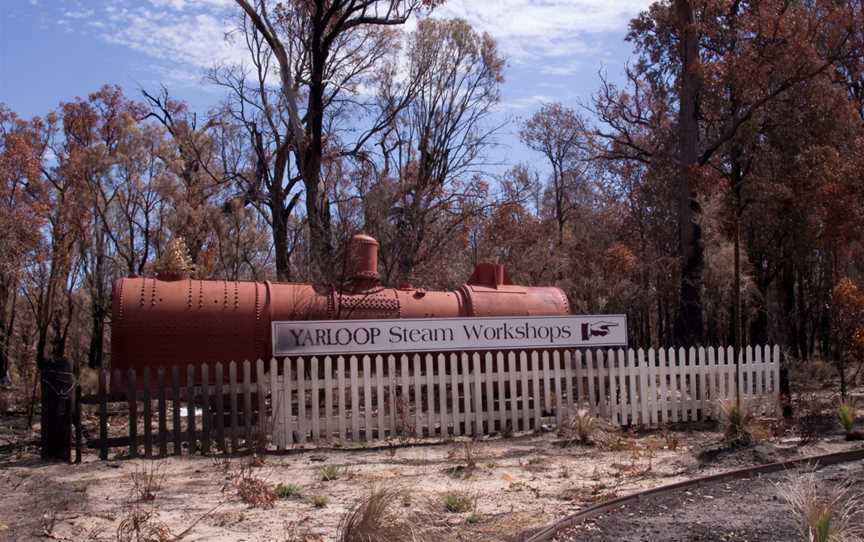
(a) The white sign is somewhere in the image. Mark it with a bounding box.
[272,315,627,356]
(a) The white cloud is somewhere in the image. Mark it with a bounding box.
[436,0,651,61]
[499,94,556,110]
[63,9,93,19]
[58,0,650,88]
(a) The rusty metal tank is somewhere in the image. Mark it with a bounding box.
[111,234,570,371]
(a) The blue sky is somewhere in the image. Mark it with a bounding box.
[1,0,652,174]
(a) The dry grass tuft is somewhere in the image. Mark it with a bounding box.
[719,400,755,447]
[320,464,349,482]
[116,505,173,542]
[310,495,329,508]
[442,491,474,513]
[560,409,617,447]
[446,440,480,477]
[337,486,421,542]
[779,469,864,542]
[233,464,277,509]
[275,483,302,499]
[129,461,167,502]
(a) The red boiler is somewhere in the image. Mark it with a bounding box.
[110,234,570,371]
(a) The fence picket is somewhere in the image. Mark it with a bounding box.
[754,346,763,399]
[437,354,449,437]
[485,352,496,434]
[128,369,138,458]
[201,364,211,454]
[772,345,781,414]
[324,357,333,440]
[270,359,280,448]
[297,357,307,444]
[256,359,265,450]
[172,366,182,455]
[518,351,530,432]
[350,356,360,440]
[698,347,707,421]
[188,364,197,453]
[242,360,252,445]
[637,349,648,426]
[399,355,411,437]
[412,355,424,436]
[143,368,152,458]
[311,357,321,441]
[626,349,637,426]
[228,362,238,452]
[670,348,680,423]
[462,353,474,435]
[157,368,167,457]
[563,350,574,418]
[541,350,552,418]
[99,369,108,460]
[426,354,436,437]
[376,355,386,439]
[361,355,372,440]
[214,363,225,452]
[507,351,519,433]
[472,353,483,434]
[585,350,596,416]
[282,357,293,446]
[337,356,347,440]
[388,355,397,438]
[553,350,563,428]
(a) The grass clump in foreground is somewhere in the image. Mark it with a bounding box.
[837,400,862,440]
[560,409,617,447]
[310,495,329,508]
[720,400,754,447]
[780,469,864,542]
[129,461,167,502]
[320,464,349,482]
[233,464,277,509]
[275,483,302,499]
[337,486,420,542]
[442,492,473,513]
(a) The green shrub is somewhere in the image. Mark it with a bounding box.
[442,492,473,513]
[320,464,348,482]
[838,400,857,434]
[275,483,302,499]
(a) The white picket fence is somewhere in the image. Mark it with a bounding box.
[269,345,780,447]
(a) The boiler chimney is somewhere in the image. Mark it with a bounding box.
[349,233,380,288]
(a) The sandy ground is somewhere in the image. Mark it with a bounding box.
[1,412,863,542]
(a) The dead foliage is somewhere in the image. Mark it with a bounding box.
[779,468,864,542]
[719,400,756,447]
[394,395,417,439]
[794,393,834,444]
[337,486,422,542]
[116,505,173,542]
[446,440,480,477]
[559,409,617,447]
[129,461,167,502]
[232,464,277,509]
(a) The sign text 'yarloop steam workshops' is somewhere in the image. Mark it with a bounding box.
[272,315,627,356]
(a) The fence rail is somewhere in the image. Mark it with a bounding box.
[90,345,780,458]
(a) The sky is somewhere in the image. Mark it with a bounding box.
[0,0,652,173]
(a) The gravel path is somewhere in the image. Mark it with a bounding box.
[553,460,864,542]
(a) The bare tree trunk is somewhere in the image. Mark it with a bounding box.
[0,278,13,384]
[673,0,705,347]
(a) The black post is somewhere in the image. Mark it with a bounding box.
[40,358,73,462]
[74,384,82,464]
